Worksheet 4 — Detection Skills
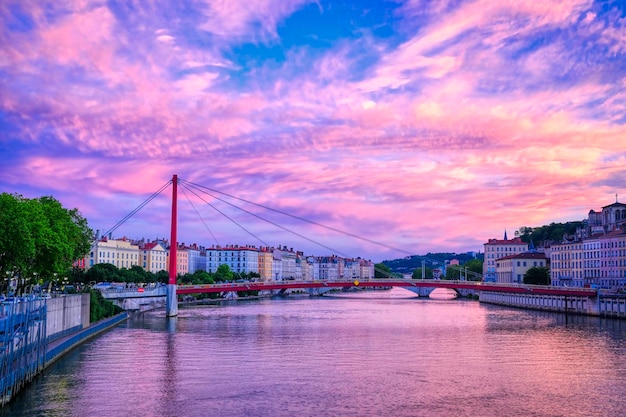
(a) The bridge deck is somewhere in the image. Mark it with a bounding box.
[175,279,597,297]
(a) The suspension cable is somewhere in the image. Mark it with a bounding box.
[178,181,270,248]
[179,179,415,257]
[101,180,171,238]
[182,178,484,279]
[179,179,398,277]
[179,184,220,247]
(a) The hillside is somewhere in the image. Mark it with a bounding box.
[382,252,482,274]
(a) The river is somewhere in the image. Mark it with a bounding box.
[3,288,626,417]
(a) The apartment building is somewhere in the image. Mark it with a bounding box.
[184,243,206,274]
[318,256,340,280]
[359,259,374,279]
[206,246,259,275]
[550,241,584,287]
[139,241,168,273]
[173,245,189,276]
[88,237,140,269]
[483,234,529,282]
[496,252,548,284]
[582,229,626,288]
[551,198,626,289]
[257,248,274,281]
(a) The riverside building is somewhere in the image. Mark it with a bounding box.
[483,233,529,282]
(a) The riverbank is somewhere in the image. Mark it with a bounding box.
[1,296,128,407]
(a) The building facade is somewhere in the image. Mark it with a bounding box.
[550,241,584,287]
[206,246,259,275]
[496,252,548,284]
[87,237,140,269]
[139,242,168,273]
[582,229,626,288]
[483,235,529,282]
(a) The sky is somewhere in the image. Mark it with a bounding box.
[1,0,625,263]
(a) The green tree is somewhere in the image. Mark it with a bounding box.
[35,196,92,275]
[447,260,483,280]
[215,264,234,282]
[374,263,393,278]
[155,270,169,284]
[0,193,92,294]
[190,270,214,285]
[515,222,582,246]
[0,194,36,291]
[67,266,87,284]
[464,259,483,281]
[446,266,461,280]
[86,263,122,283]
[412,267,433,279]
[118,267,144,284]
[523,266,550,285]
[89,289,123,322]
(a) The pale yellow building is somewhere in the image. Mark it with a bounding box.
[167,245,189,276]
[139,242,168,273]
[257,248,274,281]
[87,237,140,269]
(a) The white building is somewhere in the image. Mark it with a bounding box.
[550,241,584,287]
[206,246,259,275]
[483,234,529,282]
[88,237,140,269]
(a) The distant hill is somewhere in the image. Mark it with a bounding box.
[382,252,482,274]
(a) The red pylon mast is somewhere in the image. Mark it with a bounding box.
[168,174,178,285]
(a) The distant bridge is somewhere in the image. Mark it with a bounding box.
[100,279,597,302]
[100,279,606,314]
[175,279,598,297]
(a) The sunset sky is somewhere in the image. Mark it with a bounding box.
[1,0,625,262]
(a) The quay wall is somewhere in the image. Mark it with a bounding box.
[46,294,90,342]
[479,291,626,318]
[1,294,127,407]
[45,312,128,366]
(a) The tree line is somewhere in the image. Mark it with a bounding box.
[0,193,92,295]
[81,262,260,286]
[515,222,583,246]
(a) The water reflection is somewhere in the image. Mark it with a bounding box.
[4,295,626,417]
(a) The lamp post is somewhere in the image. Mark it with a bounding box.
[3,271,9,295]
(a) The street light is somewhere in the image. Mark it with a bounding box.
[3,271,10,295]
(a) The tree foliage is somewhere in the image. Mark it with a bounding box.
[515,222,583,246]
[523,266,550,285]
[412,267,433,279]
[215,264,234,282]
[446,259,483,280]
[0,193,92,294]
[382,253,483,275]
[374,263,393,278]
[89,289,123,322]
